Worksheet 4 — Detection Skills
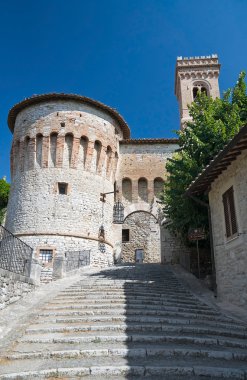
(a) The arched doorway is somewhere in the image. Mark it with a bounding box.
[121,211,161,263]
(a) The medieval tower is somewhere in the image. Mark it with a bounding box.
[175,55,220,128]
[5,55,221,270]
[6,95,130,267]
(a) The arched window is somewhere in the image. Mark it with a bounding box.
[24,136,31,170]
[106,146,112,175]
[122,178,132,204]
[192,82,209,100]
[50,133,58,167]
[78,136,88,169]
[36,134,43,167]
[64,133,73,167]
[138,177,148,203]
[93,140,102,172]
[154,177,164,198]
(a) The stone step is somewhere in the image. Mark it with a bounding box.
[26,312,247,334]
[54,293,195,301]
[42,301,215,312]
[17,333,247,350]
[34,312,237,325]
[0,366,246,380]
[46,298,204,307]
[24,323,247,340]
[19,331,247,349]
[1,358,247,379]
[4,346,247,361]
[37,307,221,318]
[60,287,189,294]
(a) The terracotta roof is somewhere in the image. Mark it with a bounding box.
[8,93,130,139]
[120,138,179,144]
[186,124,247,196]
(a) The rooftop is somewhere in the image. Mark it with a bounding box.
[121,138,179,145]
[8,93,131,139]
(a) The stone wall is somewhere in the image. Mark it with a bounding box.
[0,268,35,310]
[117,142,182,264]
[122,211,160,263]
[19,235,114,269]
[209,149,247,309]
[118,142,178,204]
[6,99,123,266]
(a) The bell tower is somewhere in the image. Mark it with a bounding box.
[175,54,221,129]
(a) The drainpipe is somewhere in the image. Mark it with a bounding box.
[187,194,217,296]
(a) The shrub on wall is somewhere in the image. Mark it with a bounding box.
[0,177,10,224]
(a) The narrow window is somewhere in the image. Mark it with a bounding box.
[58,182,68,195]
[50,133,58,167]
[201,87,208,96]
[64,133,73,167]
[39,249,53,263]
[36,134,43,167]
[106,146,112,175]
[122,229,130,242]
[222,186,238,238]
[114,181,117,202]
[79,136,88,168]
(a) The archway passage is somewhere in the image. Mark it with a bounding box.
[121,211,161,263]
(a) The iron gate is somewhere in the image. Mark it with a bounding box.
[0,225,33,275]
[65,250,91,272]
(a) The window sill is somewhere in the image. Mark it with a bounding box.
[226,234,239,244]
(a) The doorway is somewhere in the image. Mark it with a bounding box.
[135,249,144,263]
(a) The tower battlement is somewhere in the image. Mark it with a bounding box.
[177,54,218,63]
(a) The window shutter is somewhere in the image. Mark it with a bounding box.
[223,192,231,237]
[228,188,237,235]
[222,186,238,238]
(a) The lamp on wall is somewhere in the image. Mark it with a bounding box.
[98,225,105,241]
[113,200,124,224]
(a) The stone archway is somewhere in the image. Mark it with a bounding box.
[121,211,161,263]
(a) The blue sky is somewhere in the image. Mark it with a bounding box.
[0,0,246,180]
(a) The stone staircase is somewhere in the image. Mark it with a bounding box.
[0,264,247,379]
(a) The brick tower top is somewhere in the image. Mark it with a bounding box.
[175,54,221,129]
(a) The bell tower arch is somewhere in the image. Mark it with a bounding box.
[175,54,221,129]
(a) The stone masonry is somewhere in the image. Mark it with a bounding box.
[209,148,247,308]
[4,55,221,271]
[0,268,35,310]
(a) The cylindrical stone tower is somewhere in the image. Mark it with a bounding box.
[6,93,130,267]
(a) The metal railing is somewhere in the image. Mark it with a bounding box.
[65,250,90,272]
[0,225,33,275]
